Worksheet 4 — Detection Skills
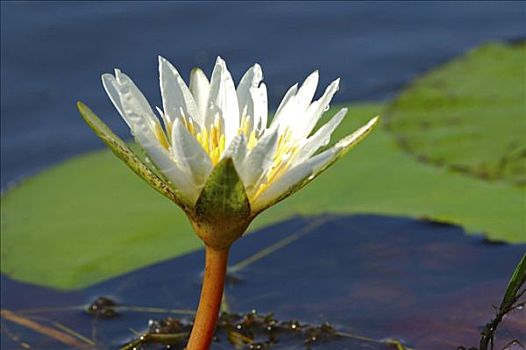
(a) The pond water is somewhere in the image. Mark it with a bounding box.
[2,215,525,349]
[1,1,525,188]
[2,4,525,349]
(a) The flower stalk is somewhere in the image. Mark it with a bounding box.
[186,245,230,349]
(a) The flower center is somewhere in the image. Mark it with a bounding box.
[191,116,226,166]
[154,114,299,200]
[154,115,226,166]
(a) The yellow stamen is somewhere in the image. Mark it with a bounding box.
[154,123,170,149]
[247,131,257,150]
[200,128,209,153]
[238,115,250,137]
[154,114,227,166]
[219,135,226,154]
[187,119,195,135]
[166,121,173,139]
[172,114,226,166]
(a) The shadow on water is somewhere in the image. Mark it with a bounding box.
[1,215,525,349]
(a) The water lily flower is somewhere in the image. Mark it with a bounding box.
[77,56,378,349]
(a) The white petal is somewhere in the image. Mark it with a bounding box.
[251,82,268,136]
[237,130,279,190]
[269,83,298,131]
[110,77,196,204]
[103,69,159,130]
[159,56,201,126]
[293,108,347,165]
[170,119,213,193]
[269,70,318,134]
[189,67,210,122]
[296,78,339,138]
[102,73,128,126]
[114,69,157,121]
[155,106,171,134]
[133,122,196,202]
[237,64,263,113]
[103,70,172,170]
[237,64,268,136]
[253,147,334,211]
[274,83,298,119]
[295,70,319,113]
[206,57,239,145]
[223,134,248,167]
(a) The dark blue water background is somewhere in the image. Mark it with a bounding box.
[2,215,525,349]
[1,1,525,188]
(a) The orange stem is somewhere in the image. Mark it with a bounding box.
[186,245,229,350]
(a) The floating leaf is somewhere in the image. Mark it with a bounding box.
[385,42,526,186]
[1,102,525,290]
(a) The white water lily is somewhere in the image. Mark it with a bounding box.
[100,56,378,214]
[79,57,379,348]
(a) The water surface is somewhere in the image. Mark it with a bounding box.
[1,1,525,187]
[2,215,524,349]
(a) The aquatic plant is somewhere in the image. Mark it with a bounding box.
[78,56,378,349]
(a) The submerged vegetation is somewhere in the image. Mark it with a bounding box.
[119,311,346,350]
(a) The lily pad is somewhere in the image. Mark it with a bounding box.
[385,42,526,186]
[2,42,526,290]
[1,102,525,290]
[1,215,525,349]
[1,99,526,289]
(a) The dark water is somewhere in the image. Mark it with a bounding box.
[2,215,525,349]
[1,1,525,188]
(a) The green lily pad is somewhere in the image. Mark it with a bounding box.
[2,102,525,290]
[2,41,526,290]
[385,42,526,186]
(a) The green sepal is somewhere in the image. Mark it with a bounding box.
[192,158,251,249]
[256,116,380,214]
[77,101,190,211]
